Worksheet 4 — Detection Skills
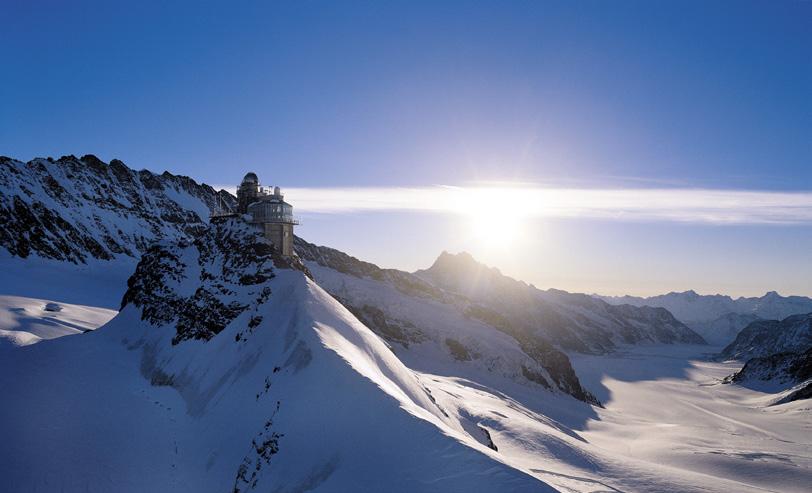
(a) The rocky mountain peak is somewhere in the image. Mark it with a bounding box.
[429,250,488,272]
[417,250,513,295]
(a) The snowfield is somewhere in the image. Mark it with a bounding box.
[4,276,810,491]
[569,345,812,493]
[0,294,116,347]
[0,251,135,309]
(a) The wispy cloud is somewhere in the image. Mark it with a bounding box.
[216,185,812,224]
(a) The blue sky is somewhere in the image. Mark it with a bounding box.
[2,1,810,296]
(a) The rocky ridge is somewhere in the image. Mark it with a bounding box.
[724,348,812,404]
[0,154,234,263]
[719,313,812,361]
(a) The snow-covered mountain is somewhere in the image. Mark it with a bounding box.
[688,312,763,346]
[597,290,812,345]
[719,313,812,361]
[0,218,552,492]
[295,241,706,404]
[417,252,705,352]
[295,239,600,405]
[0,154,233,263]
[9,218,807,493]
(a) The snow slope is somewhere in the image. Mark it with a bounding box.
[0,295,116,348]
[0,251,135,309]
[0,218,551,492]
[388,344,812,493]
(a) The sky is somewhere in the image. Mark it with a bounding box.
[1,0,810,297]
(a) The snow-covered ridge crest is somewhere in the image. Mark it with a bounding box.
[0,154,234,263]
[0,211,550,491]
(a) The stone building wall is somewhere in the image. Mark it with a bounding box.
[261,222,294,256]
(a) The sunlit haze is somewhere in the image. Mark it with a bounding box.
[2,1,810,298]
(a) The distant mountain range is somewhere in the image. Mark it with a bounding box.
[416,251,704,352]
[296,241,706,404]
[720,313,812,361]
[597,290,812,345]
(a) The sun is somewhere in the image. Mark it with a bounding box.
[450,186,530,251]
[467,210,523,250]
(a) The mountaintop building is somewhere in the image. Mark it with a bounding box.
[234,172,298,256]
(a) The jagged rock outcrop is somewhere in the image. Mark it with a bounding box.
[719,313,812,361]
[726,348,812,386]
[0,154,234,263]
[122,218,275,344]
[723,348,812,404]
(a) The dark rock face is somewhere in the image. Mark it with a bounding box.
[234,402,284,493]
[445,338,473,361]
[724,348,812,404]
[121,218,275,344]
[334,296,427,348]
[774,382,812,404]
[0,155,235,263]
[719,313,812,361]
[727,348,812,386]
